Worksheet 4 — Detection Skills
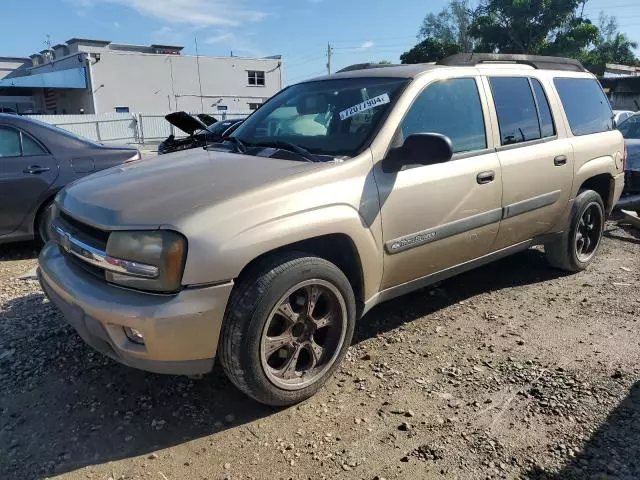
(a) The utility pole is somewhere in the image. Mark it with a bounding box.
[326,42,333,75]
[194,37,205,113]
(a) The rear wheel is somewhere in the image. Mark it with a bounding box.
[219,254,356,406]
[36,201,55,245]
[545,189,605,272]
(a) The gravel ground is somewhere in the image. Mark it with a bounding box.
[1,221,639,480]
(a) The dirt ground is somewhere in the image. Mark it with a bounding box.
[1,220,639,480]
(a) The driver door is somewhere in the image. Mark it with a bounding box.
[373,76,503,290]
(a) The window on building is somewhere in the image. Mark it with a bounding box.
[248,71,265,86]
[554,78,613,136]
[530,79,555,138]
[401,78,487,153]
[248,103,263,111]
[114,107,130,113]
[0,126,21,157]
[490,77,542,145]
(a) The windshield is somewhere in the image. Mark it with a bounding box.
[206,119,240,136]
[618,114,640,139]
[231,77,408,158]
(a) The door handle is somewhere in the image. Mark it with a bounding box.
[476,170,495,184]
[554,155,567,166]
[23,165,50,174]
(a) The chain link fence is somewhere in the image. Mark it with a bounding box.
[27,111,251,144]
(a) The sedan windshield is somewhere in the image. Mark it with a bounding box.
[231,77,408,159]
[618,114,640,139]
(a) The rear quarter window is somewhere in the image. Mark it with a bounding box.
[554,78,613,136]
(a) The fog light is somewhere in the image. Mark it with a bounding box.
[124,327,145,345]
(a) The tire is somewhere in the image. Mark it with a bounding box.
[219,253,356,406]
[36,201,55,245]
[545,189,605,272]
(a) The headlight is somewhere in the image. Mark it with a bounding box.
[105,230,187,293]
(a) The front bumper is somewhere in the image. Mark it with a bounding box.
[38,242,233,375]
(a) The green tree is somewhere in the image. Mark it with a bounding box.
[468,0,594,54]
[418,0,475,51]
[580,14,638,75]
[400,37,462,64]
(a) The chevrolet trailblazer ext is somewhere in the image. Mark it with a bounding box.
[39,54,625,406]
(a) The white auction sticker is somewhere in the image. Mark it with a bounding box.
[339,93,390,121]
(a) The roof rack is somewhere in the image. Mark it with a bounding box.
[336,63,400,73]
[437,53,587,72]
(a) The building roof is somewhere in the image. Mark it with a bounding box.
[0,56,30,62]
[66,38,111,46]
[150,44,184,51]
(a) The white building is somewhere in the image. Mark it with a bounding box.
[0,38,282,115]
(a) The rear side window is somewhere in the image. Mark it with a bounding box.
[490,77,542,145]
[0,126,21,157]
[401,78,487,153]
[531,79,555,138]
[554,78,613,136]
[22,134,46,156]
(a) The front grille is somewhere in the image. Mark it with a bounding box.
[59,210,109,249]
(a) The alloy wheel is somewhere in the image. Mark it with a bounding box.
[260,279,347,391]
[575,202,603,263]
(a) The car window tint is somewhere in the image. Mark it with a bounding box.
[22,134,46,156]
[490,77,541,145]
[554,78,613,136]
[0,126,21,157]
[531,79,555,138]
[401,78,487,153]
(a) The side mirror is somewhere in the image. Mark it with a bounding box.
[384,133,453,172]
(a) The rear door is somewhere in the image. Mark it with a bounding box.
[0,125,58,235]
[484,75,574,249]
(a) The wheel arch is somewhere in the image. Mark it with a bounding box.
[577,173,615,214]
[234,233,366,311]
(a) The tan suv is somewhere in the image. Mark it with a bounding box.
[38,54,625,406]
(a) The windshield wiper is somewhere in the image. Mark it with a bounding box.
[250,140,320,162]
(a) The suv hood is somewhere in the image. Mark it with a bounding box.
[165,111,216,135]
[57,149,322,229]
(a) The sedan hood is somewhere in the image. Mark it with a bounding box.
[165,111,214,135]
[57,149,321,229]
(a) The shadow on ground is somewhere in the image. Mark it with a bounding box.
[604,222,640,246]
[1,249,567,478]
[526,381,640,479]
[0,241,40,261]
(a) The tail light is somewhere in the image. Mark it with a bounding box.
[125,151,142,163]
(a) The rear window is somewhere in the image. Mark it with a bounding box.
[554,78,613,136]
[489,77,541,145]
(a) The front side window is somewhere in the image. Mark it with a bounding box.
[400,78,487,153]
[490,77,541,145]
[233,77,408,158]
[554,78,613,136]
[248,71,265,86]
[0,126,21,157]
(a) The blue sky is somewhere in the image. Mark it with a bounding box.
[1,0,639,85]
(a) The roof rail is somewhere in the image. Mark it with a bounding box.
[336,63,400,73]
[437,53,587,72]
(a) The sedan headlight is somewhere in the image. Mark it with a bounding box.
[105,230,187,293]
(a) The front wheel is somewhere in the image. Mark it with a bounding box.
[545,189,605,272]
[36,201,55,245]
[219,254,356,406]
